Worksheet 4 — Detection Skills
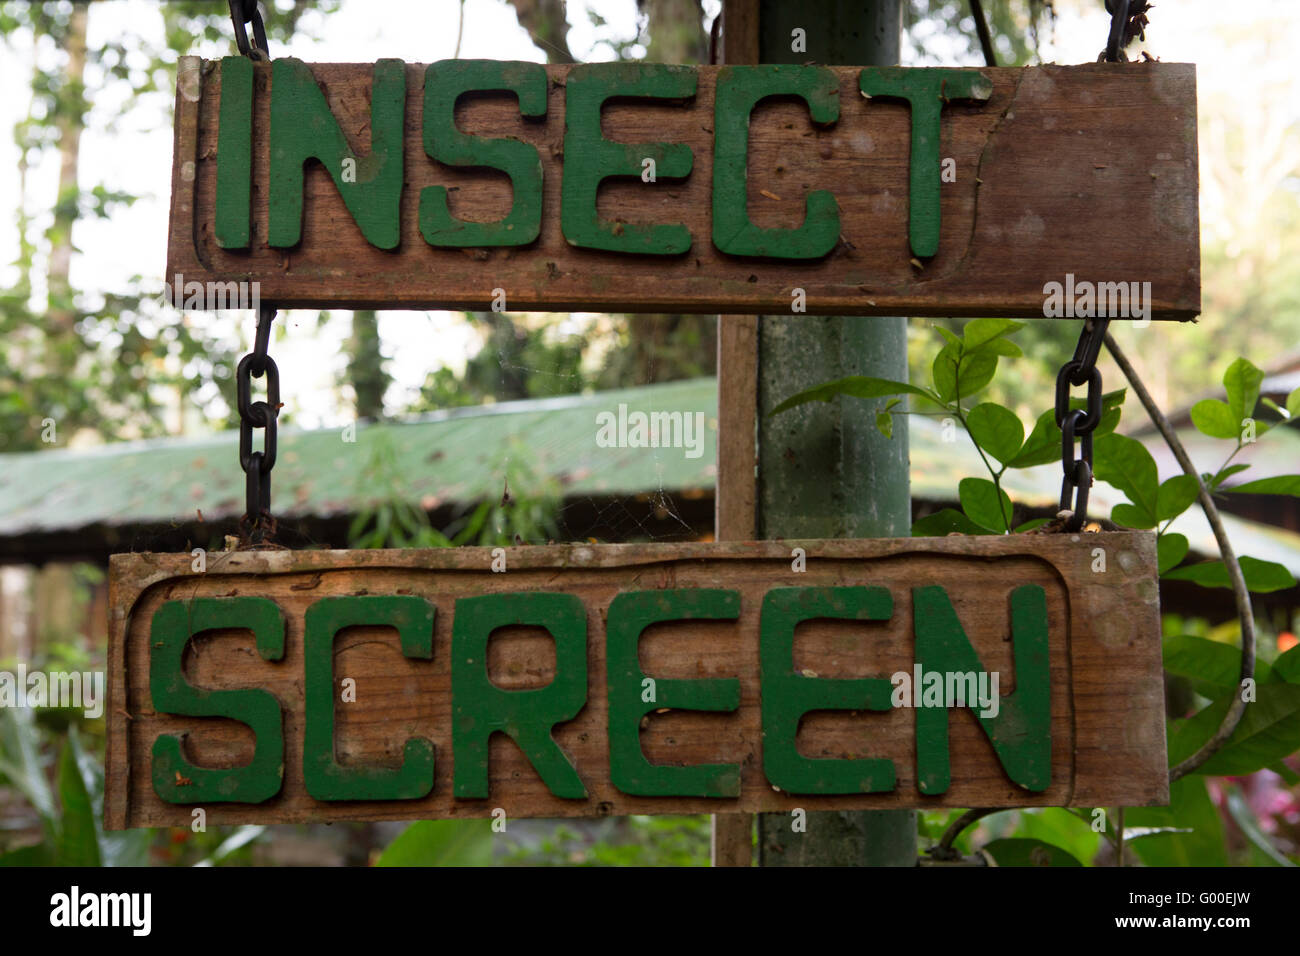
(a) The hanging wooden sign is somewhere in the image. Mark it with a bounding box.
[105,535,1168,830]
[165,57,1199,319]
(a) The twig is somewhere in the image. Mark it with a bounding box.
[970,0,998,67]
[932,807,1000,859]
[1116,806,1125,866]
[1104,332,1255,780]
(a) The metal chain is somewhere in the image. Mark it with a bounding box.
[238,304,280,544]
[1102,0,1152,63]
[227,4,279,544]
[228,0,270,61]
[1055,318,1110,531]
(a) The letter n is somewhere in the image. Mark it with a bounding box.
[269,58,405,249]
[912,585,1050,795]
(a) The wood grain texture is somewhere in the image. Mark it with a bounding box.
[712,2,761,869]
[106,535,1169,829]
[166,59,1199,318]
[715,314,758,541]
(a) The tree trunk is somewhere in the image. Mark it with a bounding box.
[46,1,89,339]
[509,0,576,63]
[348,310,389,421]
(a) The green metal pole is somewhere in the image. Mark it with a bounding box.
[754,0,917,867]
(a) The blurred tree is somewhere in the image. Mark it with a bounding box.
[0,0,337,450]
[347,310,390,420]
[416,312,587,408]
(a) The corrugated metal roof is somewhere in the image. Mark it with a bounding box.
[0,379,718,537]
[1,376,1297,577]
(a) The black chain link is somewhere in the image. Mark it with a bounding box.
[1103,0,1131,62]
[1055,318,1110,531]
[228,0,270,61]
[238,304,280,544]
[1103,0,1152,63]
[227,0,279,545]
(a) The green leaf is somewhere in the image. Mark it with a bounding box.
[931,342,960,403]
[1223,357,1264,428]
[875,411,893,438]
[1271,760,1300,785]
[770,376,939,415]
[0,844,53,866]
[375,819,494,866]
[1208,463,1251,489]
[0,708,55,827]
[1157,533,1189,574]
[1156,475,1200,521]
[1288,386,1300,421]
[56,734,101,867]
[1227,475,1300,496]
[1162,556,1297,593]
[1224,785,1296,867]
[981,838,1081,867]
[979,337,1022,358]
[1121,826,1194,842]
[1094,432,1159,527]
[1189,399,1238,439]
[1127,776,1227,867]
[933,343,999,404]
[875,397,901,438]
[1163,634,1266,697]
[1169,682,1300,776]
[934,326,961,348]
[1012,808,1100,864]
[1014,518,1050,533]
[1111,502,1156,530]
[1007,392,1124,469]
[953,350,999,402]
[912,508,990,537]
[194,826,266,867]
[1007,409,1062,469]
[959,477,1012,533]
[1273,644,1300,685]
[961,318,1024,351]
[966,403,1024,466]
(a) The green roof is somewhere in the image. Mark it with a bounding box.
[0,379,718,537]
[2,376,1298,578]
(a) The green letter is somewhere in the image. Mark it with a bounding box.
[561,63,696,254]
[913,584,1050,794]
[303,596,435,801]
[607,589,741,797]
[760,587,896,794]
[452,592,588,799]
[857,67,992,258]
[269,57,405,249]
[420,60,547,247]
[150,598,284,804]
[215,56,253,249]
[713,65,840,259]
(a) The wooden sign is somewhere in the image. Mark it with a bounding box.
[105,535,1168,830]
[166,57,1199,319]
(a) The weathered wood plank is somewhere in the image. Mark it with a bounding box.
[106,535,1168,829]
[166,59,1199,318]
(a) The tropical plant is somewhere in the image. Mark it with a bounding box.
[776,318,1300,865]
